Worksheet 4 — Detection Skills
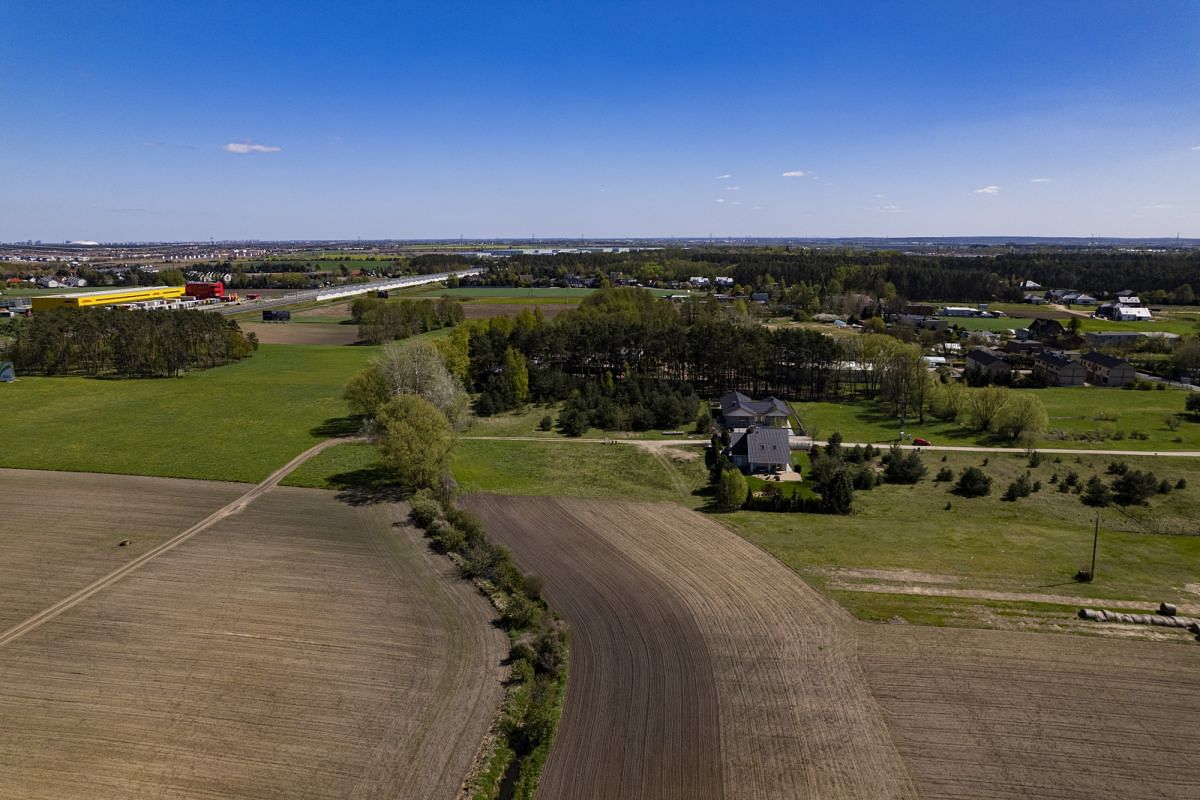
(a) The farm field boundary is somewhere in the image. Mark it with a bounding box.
[861,624,1200,799]
[465,494,917,800]
[0,437,358,648]
[0,484,507,799]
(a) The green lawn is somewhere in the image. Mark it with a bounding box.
[727,450,1200,626]
[464,405,705,441]
[0,344,374,482]
[798,386,1200,451]
[453,439,706,502]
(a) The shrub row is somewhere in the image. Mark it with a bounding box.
[408,490,568,800]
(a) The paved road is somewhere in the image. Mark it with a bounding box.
[0,437,362,649]
[460,434,1200,458]
[211,268,480,315]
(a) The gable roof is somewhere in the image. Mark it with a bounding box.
[1081,351,1130,369]
[966,348,1006,367]
[719,391,791,419]
[729,426,790,463]
[1037,352,1080,370]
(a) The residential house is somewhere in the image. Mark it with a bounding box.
[965,349,1012,381]
[1028,318,1066,342]
[1004,340,1044,356]
[1085,331,1142,348]
[726,425,791,473]
[1035,352,1087,387]
[719,391,792,430]
[1080,351,1137,387]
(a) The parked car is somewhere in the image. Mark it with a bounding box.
[913,437,931,446]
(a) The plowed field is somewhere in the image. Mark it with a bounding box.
[0,468,246,630]
[861,625,1200,800]
[0,482,506,799]
[464,495,916,800]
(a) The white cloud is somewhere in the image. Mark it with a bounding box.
[881,205,904,213]
[716,173,733,179]
[752,205,764,210]
[223,142,282,154]
[874,193,885,199]
[731,201,743,206]
[781,170,808,177]
[715,198,726,203]
[724,185,740,191]
[1192,145,1200,151]
[1030,177,1052,183]
[974,185,1000,195]
[1144,203,1174,209]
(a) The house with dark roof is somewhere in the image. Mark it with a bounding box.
[719,391,792,430]
[1080,351,1137,387]
[727,425,791,473]
[1028,318,1065,342]
[1034,352,1087,387]
[965,349,1011,381]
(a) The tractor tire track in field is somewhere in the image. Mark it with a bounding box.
[0,437,362,650]
[466,494,724,800]
[464,495,916,800]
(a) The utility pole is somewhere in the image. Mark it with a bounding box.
[1090,512,1100,580]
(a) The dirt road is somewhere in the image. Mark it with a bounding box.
[0,437,359,649]
[465,495,916,800]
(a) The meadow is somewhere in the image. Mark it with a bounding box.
[727,449,1200,627]
[799,385,1200,451]
[0,344,373,482]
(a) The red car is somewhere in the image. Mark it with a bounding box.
[912,437,931,446]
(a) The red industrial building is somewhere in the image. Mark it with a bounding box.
[184,282,225,299]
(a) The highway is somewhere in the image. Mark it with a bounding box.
[210,268,481,315]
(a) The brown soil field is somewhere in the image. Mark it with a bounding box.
[0,468,246,631]
[861,624,1200,799]
[0,484,507,799]
[241,321,361,345]
[462,302,575,319]
[464,495,916,800]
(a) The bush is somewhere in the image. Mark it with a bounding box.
[1107,461,1129,475]
[954,467,992,497]
[935,467,954,482]
[1113,470,1159,506]
[1028,451,1042,468]
[1158,478,1173,494]
[716,468,749,511]
[1176,478,1188,490]
[538,415,553,431]
[1064,470,1080,487]
[852,465,877,490]
[1032,480,1042,492]
[1002,473,1032,501]
[883,445,927,484]
[408,488,444,528]
[1081,476,1111,507]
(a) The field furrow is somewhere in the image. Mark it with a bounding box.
[860,625,1200,799]
[0,482,506,800]
[465,495,915,800]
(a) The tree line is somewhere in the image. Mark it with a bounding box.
[350,296,464,345]
[471,247,1200,303]
[3,308,257,377]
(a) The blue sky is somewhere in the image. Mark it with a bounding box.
[2,1,1198,240]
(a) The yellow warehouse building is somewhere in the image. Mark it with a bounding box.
[30,286,186,311]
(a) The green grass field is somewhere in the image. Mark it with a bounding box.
[799,386,1200,451]
[285,437,708,503]
[726,449,1200,626]
[0,344,373,482]
[453,439,706,502]
[463,405,703,441]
